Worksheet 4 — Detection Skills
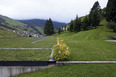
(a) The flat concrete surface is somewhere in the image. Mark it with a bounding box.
[56,61,116,64]
[106,40,116,42]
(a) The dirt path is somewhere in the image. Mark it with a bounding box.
[32,36,48,43]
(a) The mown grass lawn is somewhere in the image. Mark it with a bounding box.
[0,36,56,48]
[0,26,116,61]
[0,49,51,61]
[57,26,116,61]
[0,36,56,61]
[2,19,116,77]
[17,64,116,77]
[16,25,116,77]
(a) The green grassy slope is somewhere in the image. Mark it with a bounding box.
[0,15,26,26]
[0,36,56,48]
[35,26,44,34]
[0,15,35,33]
[17,19,116,77]
[0,19,116,61]
[58,26,116,61]
[17,64,116,77]
[0,26,16,38]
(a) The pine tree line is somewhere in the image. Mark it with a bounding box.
[68,1,101,32]
[45,0,116,35]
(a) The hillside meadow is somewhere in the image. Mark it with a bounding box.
[0,19,116,77]
[16,25,116,77]
[0,25,116,61]
[17,64,116,77]
[57,26,116,61]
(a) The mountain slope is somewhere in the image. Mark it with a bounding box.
[0,15,35,33]
[17,19,67,31]
[0,26,16,38]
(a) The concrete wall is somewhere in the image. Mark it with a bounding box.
[0,65,55,77]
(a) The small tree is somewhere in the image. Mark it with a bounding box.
[77,18,82,32]
[58,27,61,34]
[73,15,81,32]
[64,25,67,31]
[73,15,78,32]
[53,38,70,61]
[69,20,74,32]
[82,16,89,30]
[106,22,116,32]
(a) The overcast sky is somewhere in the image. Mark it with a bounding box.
[0,0,108,23]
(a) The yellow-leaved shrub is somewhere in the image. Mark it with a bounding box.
[53,37,70,61]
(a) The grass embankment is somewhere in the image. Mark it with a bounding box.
[0,36,56,61]
[57,26,116,61]
[17,20,116,77]
[0,49,51,61]
[1,23,116,61]
[17,64,116,77]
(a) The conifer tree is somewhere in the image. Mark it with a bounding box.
[58,27,61,34]
[106,0,116,22]
[77,18,81,32]
[73,15,78,32]
[73,15,81,32]
[82,16,89,30]
[49,18,54,35]
[44,20,49,35]
[89,1,101,28]
[69,20,74,32]
[44,18,54,35]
